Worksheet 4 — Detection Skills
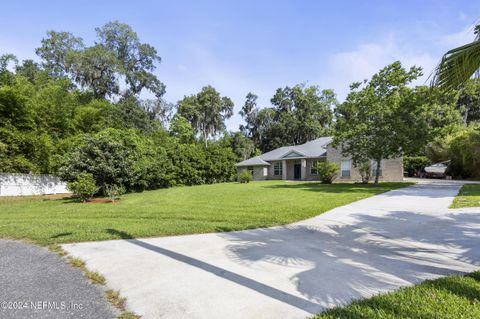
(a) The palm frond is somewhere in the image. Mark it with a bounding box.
[431,40,480,90]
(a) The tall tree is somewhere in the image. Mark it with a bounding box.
[240,85,335,152]
[95,21,166,98]
[69,44,119,98]
[239,92,258,138]
[334,61,449,184]
[35,31,84,77]
[177,86,234,147]
[35,21,165,99]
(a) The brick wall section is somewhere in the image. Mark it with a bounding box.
[237,166,268,180]
[268,161,282,180]
[326,144,403,182]
[304,158,326,181]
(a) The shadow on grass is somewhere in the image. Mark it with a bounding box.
[214,225,271,233]
[50,232,73,239]
[261,182,463,199]
[260,182,407,194]
[106,229,135,239]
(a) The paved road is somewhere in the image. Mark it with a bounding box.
[63,182,480,319]
[0,241,117,319]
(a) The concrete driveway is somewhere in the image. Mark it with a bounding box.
[63,182,480,319]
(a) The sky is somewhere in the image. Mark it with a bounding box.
[1,0,480,130]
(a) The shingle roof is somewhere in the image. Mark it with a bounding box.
[234,156,270,167]
[235,136,332,167]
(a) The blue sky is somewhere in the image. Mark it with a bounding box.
[1,0,479,130]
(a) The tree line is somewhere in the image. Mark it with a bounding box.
[1,21,479,193]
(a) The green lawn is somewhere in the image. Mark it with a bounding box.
[0,181,409,245]
[451,184,480,208]
[314,271,480,319]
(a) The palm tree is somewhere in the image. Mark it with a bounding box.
[431,25,480,90]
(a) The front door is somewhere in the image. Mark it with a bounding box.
[294,164,301,180]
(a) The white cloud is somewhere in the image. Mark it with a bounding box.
[318,26,476,102]
[439,26,476,47]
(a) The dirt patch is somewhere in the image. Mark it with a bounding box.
[86,198,114,203]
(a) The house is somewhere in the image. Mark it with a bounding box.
[235,137,403,182]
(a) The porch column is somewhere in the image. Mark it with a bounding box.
[301,159,307,180]
[282,160,287,180]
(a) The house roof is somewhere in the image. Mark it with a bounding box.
[235,136,332,167]
[234,156,270,167]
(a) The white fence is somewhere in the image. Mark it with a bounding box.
[0,173,69,197]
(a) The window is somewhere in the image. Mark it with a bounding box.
[273,162,283,176]
[310,161,318,175]
[371,160,383,176]
[341,160,351,177]
[247,166,254,175]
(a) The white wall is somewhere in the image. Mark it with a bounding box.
[0,173,69,196]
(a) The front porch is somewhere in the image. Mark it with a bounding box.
[280,157,326,181]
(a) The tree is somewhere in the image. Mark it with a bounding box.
[95,21,166,98]
[35,31,84,77]
[335,61,426,184]
[169,113,195,144]
[15,59,42,83]
[69,44,119,98]
[0,54,18,85]
[177,86,234,147]
[456,78,480,124]
[239,92,258,137]
[108,97,158,134]
[0,86,33,130]
[0,54,18,74]
[446,124,480,178]
[270,85,335,145]
[239,85,335,152]
[431,25,480,90]
[231,132,256,161]
[35,21,165,99]
[141,98,174,127]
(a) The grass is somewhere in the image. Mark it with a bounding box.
[46,245,134,319]
[117,312,140,319]
[451,184,480,208]
[106,289,127,311]
[0,181,409,245]
[314,271,480,319]
[66,256,107,285]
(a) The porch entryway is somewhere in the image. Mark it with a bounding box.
[293,163,301,180]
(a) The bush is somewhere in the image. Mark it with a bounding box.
[67,172,99,202]
[358,161,371,184]
[447,125,480,178]
[105,184,126,202]
[60,130,134,194]
[238,170,253,183]
[317,162,339,184]
[404,156,431,177]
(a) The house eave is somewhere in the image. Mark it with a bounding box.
[235,163,270,167]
